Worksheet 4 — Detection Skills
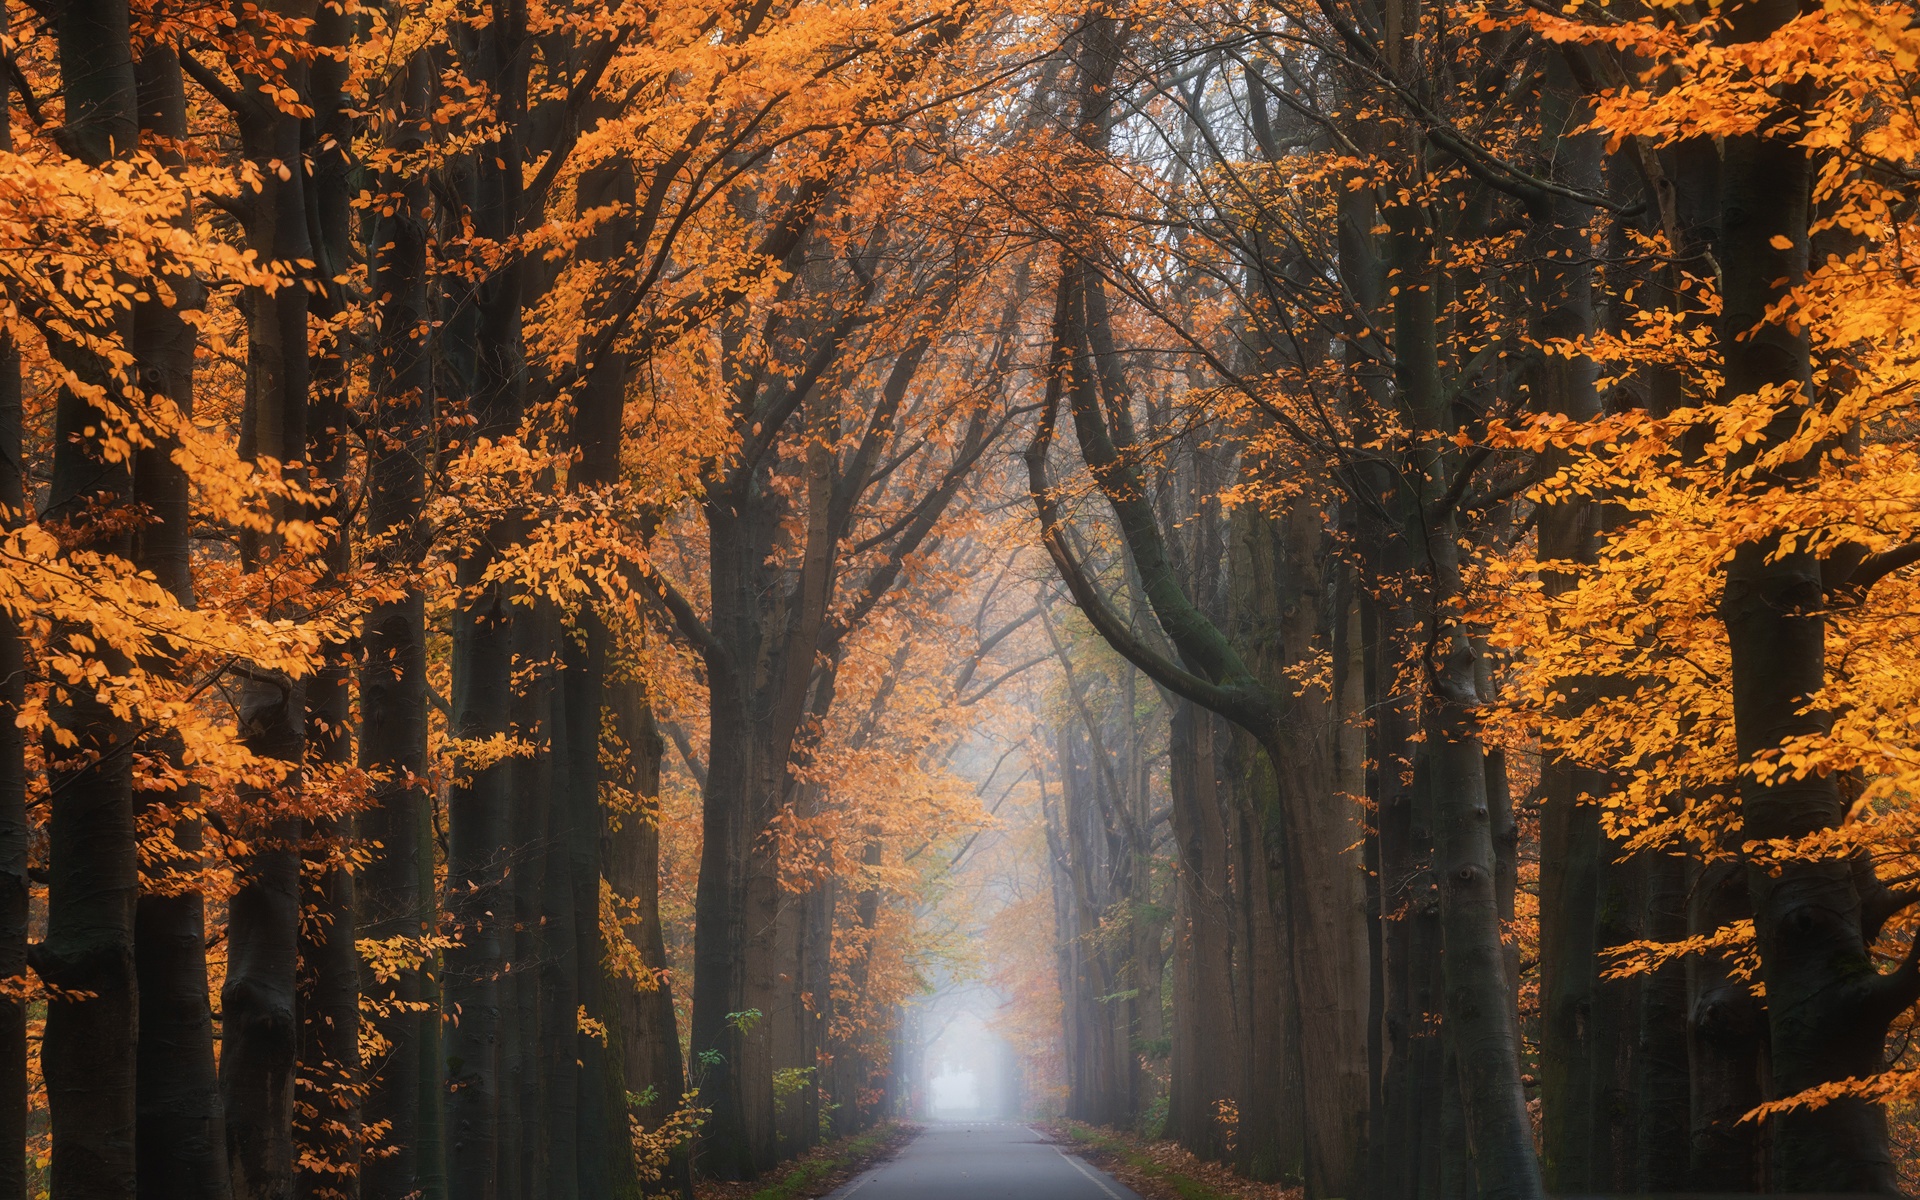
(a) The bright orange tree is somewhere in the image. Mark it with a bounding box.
[1482,0,1920,1187]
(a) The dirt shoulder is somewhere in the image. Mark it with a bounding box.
[1039,1121,1303,1200]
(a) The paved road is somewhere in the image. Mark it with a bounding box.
[826,1121,1145,1200]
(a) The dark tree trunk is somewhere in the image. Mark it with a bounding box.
[506,606,552,1200]
[689,476,795,1180]
[1528,58,1615,1194]
[1223,737,1302,1184]
[358,48,434,1200]
[0,22,26,1195]
[223,2,319,1185]
[689,669,754,1174]
[1252,500,1370,1198]
[538,609,582,1200]
[561,148,645,1193]
[1686,857,1767,1191]
[561,621,612,1196]
[609,685,691,1197]
[1367,582,1421,1200]
[1165,705,1238,1162]
[1538,752,1599,1194]
[442,0,531,1183]
[1394,187,1541,1199]
[443,576,510,1200]
[297,3,363,1190]
[1717,0,1899,1187]
[129,42,232,1200]
[1588,834,1642,1190]
[416,811,447,1200]
[1636,848,1691,1192]
[35,3,141,1195]
[224,685,305,1200]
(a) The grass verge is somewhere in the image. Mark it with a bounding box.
[696,1122,918,1200]
[1048,1121,1300,1200]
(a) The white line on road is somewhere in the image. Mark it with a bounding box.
[1055,1146,1127,1200]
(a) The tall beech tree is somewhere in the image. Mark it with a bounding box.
[35,3,143,1195]
[357,41,434,1200]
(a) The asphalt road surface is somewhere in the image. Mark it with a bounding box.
[825,1121,1146,1200]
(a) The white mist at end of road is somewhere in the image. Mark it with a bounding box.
[929,1066,979,1115]
[917,1003,1020,1119]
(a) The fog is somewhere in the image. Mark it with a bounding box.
[913,994,1023,1120]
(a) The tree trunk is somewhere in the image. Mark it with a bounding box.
[1530,58,1611,1193]
[1635,847,1691,1192]
[129,44,232,1200]
[1262,501,1370,1199]
[224,683,305,1200]
[297,4,363,1190]
[416,811,447,1200]
[1395,188,1541,1199]
[358,49,433,1200]
[561,621,613,1195]
[1538,753,1599,1192]
[1166,704,1238,1161]
[689,668,755,1176]
[441,0,530,1183]
[1368,584,1421,1200]
[0,96,23,1198]
[538,608,582,1200]
[1223,728,1302,1183]
[609,684,691,1197]
[443,570,510,1200]
[1588,836,1642,1190]
[223,4,319,1185]
[1717,0,1898,1185]
[1686,857,1767,1191]
[507,606,553,1200]
[35,3,141,1194]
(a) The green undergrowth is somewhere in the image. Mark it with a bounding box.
[1062,1122,1241,1200]
[746,1124,903,1200]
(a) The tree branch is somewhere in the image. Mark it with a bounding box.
[1025,280,1261,727]
[178,50,248,118]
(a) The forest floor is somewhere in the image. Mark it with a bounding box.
[696,1122,921,1200]
[1040,1122,1304,1200]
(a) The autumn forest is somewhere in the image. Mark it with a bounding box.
[3,0,1919,1195]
